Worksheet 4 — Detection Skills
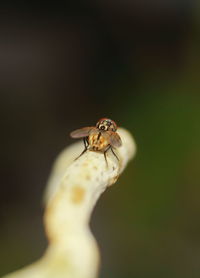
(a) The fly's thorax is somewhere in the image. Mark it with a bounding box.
[88,132,109,151]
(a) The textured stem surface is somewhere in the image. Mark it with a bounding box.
[3,128,136,278]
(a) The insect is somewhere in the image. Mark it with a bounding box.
[70,118,122,164]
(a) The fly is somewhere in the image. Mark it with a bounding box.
[70,118,122,164]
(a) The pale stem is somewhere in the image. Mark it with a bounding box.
[2,128,136,278]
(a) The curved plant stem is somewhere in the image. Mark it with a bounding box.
[3,128,136,278]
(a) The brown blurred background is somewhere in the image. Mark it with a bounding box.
[1,1,200,278]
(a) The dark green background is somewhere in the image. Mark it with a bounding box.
[1,1,200,277]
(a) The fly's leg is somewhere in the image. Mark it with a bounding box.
[103,146,111,168]
[110,147,119,161]
[75,137,88,160]
[83,137,88,149]
[103,145,119,167]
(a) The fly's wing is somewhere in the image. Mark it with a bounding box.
[70,127,93,138]
[107,131,122,148]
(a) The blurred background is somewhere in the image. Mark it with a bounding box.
[0,1,200,278]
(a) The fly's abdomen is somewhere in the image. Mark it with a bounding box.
[88,133,109,151]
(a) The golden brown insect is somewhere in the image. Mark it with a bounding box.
[70,118,122,164]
